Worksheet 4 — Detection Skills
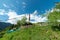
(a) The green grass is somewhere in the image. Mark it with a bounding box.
[0,24,60,40]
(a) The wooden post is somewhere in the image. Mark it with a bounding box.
[29,14,30,22]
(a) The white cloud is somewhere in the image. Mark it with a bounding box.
[30,14,47,23]
[16,1,20,4]
[7,11,18,19]
[0,9,47,24]
[33,10,38,15]
[3,3,8,8]
[5,8,60,24]
[6,10,47,24]
[22,2,26,5]
[6,10,26,24]
[0,9,6,15]
[6,19,17,24]
[6,10,19,24]
[22,2,27,8]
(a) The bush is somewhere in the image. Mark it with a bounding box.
[17,16,27,26]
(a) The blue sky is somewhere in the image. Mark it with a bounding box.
[0,0,60,23]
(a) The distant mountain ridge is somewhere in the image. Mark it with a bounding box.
[0,22,12,31]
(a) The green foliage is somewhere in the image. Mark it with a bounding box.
[17,20,21,26]
[55,2,60,9]
[48,11,60,26]
[21,16,27,25]
[48,2,60,26]
[1,24,60,40]
[17,16,27,26]
[48,11,60,22]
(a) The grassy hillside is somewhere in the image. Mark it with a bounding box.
[0,24,60,40]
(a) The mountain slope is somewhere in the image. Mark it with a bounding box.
[0,24,60,40]
[0,22,12,31]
